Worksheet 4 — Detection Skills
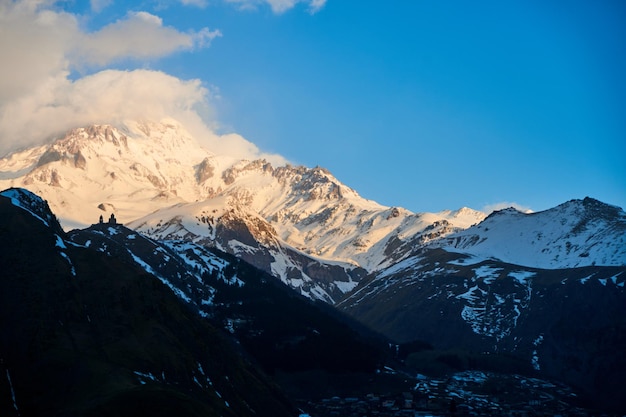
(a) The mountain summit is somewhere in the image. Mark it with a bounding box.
[0,120,486,301]
[432,197,626,268]
[1,119,624,302]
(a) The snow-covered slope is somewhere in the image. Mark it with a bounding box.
[0,120,487,301]
[128,162,486,271]
[0,120,240,228]
[0,120,484,266]
[2,119,624,302]
[432,198,626,268]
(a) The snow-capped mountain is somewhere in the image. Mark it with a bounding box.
[1,119,624,303]
[3,112,626,411]
[431,197,626,268]
[0,119,486,301]
[0,120,229,228]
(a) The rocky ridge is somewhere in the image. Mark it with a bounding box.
[1,119,624,304]
[0,120,485,301]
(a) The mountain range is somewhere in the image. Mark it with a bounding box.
[0,121,488,298]
[3,120,623,301]
[1,119,625,413]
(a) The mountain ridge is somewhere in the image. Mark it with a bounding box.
[0,187,299,417]
[1,119,624,304]
[431,196,626,269]
[338,246,626,411]
[0,120,490,301]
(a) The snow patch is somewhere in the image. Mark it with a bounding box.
[59,251,77,276]
[128,252,191,303]
[134,370,157,385]
[473,265,502,284]
[335,279,359,293]
[532,334,544,371]
[55,234,67,249]
[610,272,623,285]
[4,366,19,412]
[508,270,536,285]
[579,274,594,284]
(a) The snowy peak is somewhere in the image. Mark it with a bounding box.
[0,120,490,301]
[34,125,129,173]
[437,207,486,228]
[436,197,626,268]
[559,196,626,226]
[0,120,225,227]
[2,119,623,305]
[274,164,358,202]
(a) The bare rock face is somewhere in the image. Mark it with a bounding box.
[195,158,215,183]
[97,202,116,212]
[36,149,63,167]
[74,151,87,169]
[49,170,61,187]
[222,159,274,185]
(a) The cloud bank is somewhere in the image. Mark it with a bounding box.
[225,0,326,14]
[76,11,221,66]
[0,0,285,164]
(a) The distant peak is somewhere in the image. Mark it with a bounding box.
[554,196,624,215]
[581,196,619,209]
[453,207,484,217]
[483,206,526,220]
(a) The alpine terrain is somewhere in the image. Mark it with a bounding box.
[1,119,625,414]
[337,197,626,411]
[0,120,488,302]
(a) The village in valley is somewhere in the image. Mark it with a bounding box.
[297,369,600,417]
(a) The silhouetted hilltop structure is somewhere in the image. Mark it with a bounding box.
[97,213,121,226]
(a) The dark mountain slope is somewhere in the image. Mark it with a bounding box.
[0,189,296,417]
[68,222,388,377]
[339,248,626,412]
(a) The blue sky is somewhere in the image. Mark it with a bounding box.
[1,0,624,213]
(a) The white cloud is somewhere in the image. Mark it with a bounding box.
[0,69,203,152]
[0,1,220,101]
[90,0,112,12]
[0,2,77,104]
[180,0,209,7]
[482,202,533,214]
[0,1,218,151]
[0,1,284,165]
[224,0,326,14]
[76,11,221,66]
[266,0,298,13]
[0,68,286,164]
[307,0,326,13]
